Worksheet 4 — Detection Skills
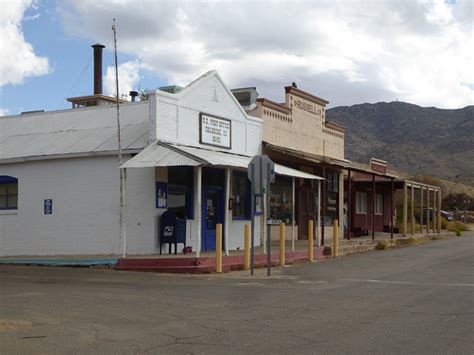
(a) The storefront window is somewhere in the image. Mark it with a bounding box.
[270,175,293,225]
[325,171,339,224]
[167,167,194,219]
[232,171,250,220]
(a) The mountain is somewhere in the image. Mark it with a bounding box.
[326,102,474,186]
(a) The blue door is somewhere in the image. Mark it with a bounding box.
[202,187,225,251]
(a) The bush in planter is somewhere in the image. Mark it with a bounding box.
[376,240,388,250]
[447,221,470,232]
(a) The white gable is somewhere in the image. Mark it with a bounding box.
[150,71,262,157]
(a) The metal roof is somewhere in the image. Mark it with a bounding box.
[0,102,149,163]
[122,141,324,180]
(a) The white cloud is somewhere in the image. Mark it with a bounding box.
[0,0,50,86]
[58,0,473,108]
[104,60,141,100]
[0,107,9,116]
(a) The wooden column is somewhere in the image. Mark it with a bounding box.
[411,184,415,235]
[432,189,436,233]
[426,188,430,234]
[196,166,202,257]
[291,177,295,251]
[437,189,442,232]
[402,182,408,237]
[224,168,231,256]
[321,167,326,246]
[390,178,394,239]
[347,170,352,240]
[338,171,344,241]
[372,174,375,240]
[420,187,424,231]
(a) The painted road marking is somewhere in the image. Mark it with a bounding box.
[342,279,474,287]
[234,282,266,287]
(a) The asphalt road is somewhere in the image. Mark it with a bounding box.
[1,233,473,354]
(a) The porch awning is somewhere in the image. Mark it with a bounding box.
[121,141,323,180]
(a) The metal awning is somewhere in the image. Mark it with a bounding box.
[121,141,323,180]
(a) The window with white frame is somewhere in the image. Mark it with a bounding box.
[0,176,18,210]
[375,194,383,215]
[356,191,367,214]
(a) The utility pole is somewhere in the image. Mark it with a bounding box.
[112,19,127,258]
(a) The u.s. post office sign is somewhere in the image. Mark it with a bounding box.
[200,113,231,149]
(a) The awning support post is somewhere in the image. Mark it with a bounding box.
[420,187,424,230]
[224,168,231,256]
[411,184,415,235]
[317,179,321,247]
[347,170,352,240]
[426,188,430,234]
[390,178,394,239]
[292,177,295,252]
[403,181,408,237]
[372,174,375,240]
[196,166,202,257]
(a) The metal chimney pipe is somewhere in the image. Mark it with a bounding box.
[129,91,138,102]
[91,43,106,95]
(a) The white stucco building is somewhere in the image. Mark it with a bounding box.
[0,70,320,256]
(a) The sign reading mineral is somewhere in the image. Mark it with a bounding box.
[200,113,231,149]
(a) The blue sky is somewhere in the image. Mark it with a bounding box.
[0,0,472,116]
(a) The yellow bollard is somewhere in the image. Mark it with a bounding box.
[333,219,339,258]
[216,223,222,273]
[308,220,314,261]
[279,223,285,266]
[244,224,250,270]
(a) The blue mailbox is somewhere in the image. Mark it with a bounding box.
[159,211,187,255]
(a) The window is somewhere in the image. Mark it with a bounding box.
[270,175,293,224]
[356,191,367,214]
[0,176,18,210]
[232,171,250,219]
[375,194,383,215]
[325,171,339,224]
[167,167,194,219]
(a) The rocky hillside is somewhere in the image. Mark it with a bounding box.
[326,102,474,186]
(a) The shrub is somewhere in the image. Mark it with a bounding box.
[455,229,462,237]
[440,216,449,229]
[447,221,470,232]
[376,240,388,250]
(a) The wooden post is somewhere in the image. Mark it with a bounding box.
[291,177,295,251]
[308,220,314,262]
[347,170,352,240]
[426,188,430,234]
[411,184,415,235]
[216,223,222,273]
[196,166,202,257]
[317,180,321,247]
[279,223,285,266]
[244,224,250,270]
[390,179,394,239]
[432,189,436,233]
[403,182,408,237]
[321,167,326,245]
[420,187,424,231]
[339,171,344,241]
[224,168,231,256]
[437,189,442,233]
[372,174,375,240]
